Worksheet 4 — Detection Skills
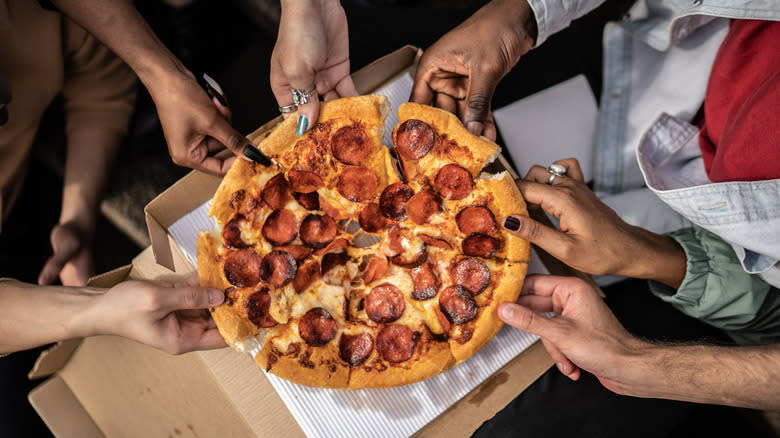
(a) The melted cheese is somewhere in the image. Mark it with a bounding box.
[292,281,347,325]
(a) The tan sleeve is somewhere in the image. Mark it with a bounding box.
[60,18,138,139]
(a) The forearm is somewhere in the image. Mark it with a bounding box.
[60,126,122,233]
[619,342,780,410]
[51,0,188,92]
[0,279,101,354]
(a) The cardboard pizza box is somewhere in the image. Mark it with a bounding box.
[29,45,562,438]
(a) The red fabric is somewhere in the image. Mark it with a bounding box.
[698,20,780,182]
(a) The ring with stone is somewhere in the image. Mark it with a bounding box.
[546,163,567,184]
[279,103,297,114]
[291,85,316,106]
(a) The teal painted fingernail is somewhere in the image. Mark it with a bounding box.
[296,114,309,136]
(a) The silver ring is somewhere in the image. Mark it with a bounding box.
[547,163,567,185]
[279,103,297,114]
[291,86,316,106]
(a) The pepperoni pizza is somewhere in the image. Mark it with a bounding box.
[197,95,530,388]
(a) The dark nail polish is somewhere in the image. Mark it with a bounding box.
[504,216,521,231]
[243,145,271,166]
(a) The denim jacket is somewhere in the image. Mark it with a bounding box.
[526,0,780,341]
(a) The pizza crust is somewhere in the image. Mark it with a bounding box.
[197,232,260,346]
[449,261,528,363]
[395,102,500,179]
[478,171,531,263]
[347,329,455,389]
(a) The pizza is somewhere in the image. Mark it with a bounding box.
[197,95,530,389]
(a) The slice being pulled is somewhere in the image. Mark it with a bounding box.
[197,95,530,389]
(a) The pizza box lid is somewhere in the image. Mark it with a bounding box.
[30,44,560,438]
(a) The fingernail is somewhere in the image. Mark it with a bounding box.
[556,362,567,374]
[243,145,271,166]
[466,121,482,135]
[503,216,521,231]
[500,304,514,320]
[296,114,309,136]
[209,289,225,306]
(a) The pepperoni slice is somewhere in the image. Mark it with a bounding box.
[406,190,442,225]
[376,324,415,363]
[394,119,434,160]
[313,237,349,256]
[336,166,378,202]
[287,169,323,193]
[361,255,389,285]
[229,189,246,210]
[410,262,439,301]
[273,245,311,263]
[261,209,298,246]
[339,333,374,366]
[298,308,337,346]
[434,164,473,200]
[451,257,490,295]
[378,182,414,221]
[434,307,452,334]
[293,191,320,210]
[456,206,497,235]
[439,285,478,325]
[223,249,263,287]
[331,125,371,165]
[387,226,404,255]
[321,252,349,276]
[462,233,501,258]
[365,284,406,323]
[419,234,452,250]
[390,245,428,269]
[261,173,292,210]
[293,259,320,294]
[359,203,388,233]
[246,288,277,328]
[260,250,298,288]
[299,214,337,249]
[222,215,248,249]
[224,287,238,306]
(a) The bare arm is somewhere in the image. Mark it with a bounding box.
[50,0,181,90]
[0,278,225,355]
[50,0,253,175]
[622,342,780,409]
[499,275,780,410]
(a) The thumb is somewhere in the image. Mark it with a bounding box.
[159,286,225,312]
[208,117,251,158]
[498,303,561,340]
[463,70,497,136]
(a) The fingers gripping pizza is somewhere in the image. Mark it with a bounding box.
[198,95,530,389]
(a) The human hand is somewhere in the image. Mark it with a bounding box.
[499,274,647,392]
[84,278,226,354]
[501,159,686,286]
[38,222,94,287]
[271,0,358,136]
[411,0,537,140]
[149,69,249,175]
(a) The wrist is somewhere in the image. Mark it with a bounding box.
[619,228,686,288]
[486,0,537,53]
[66,287,107,339]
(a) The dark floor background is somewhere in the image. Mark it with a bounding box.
[4,0,778,437]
